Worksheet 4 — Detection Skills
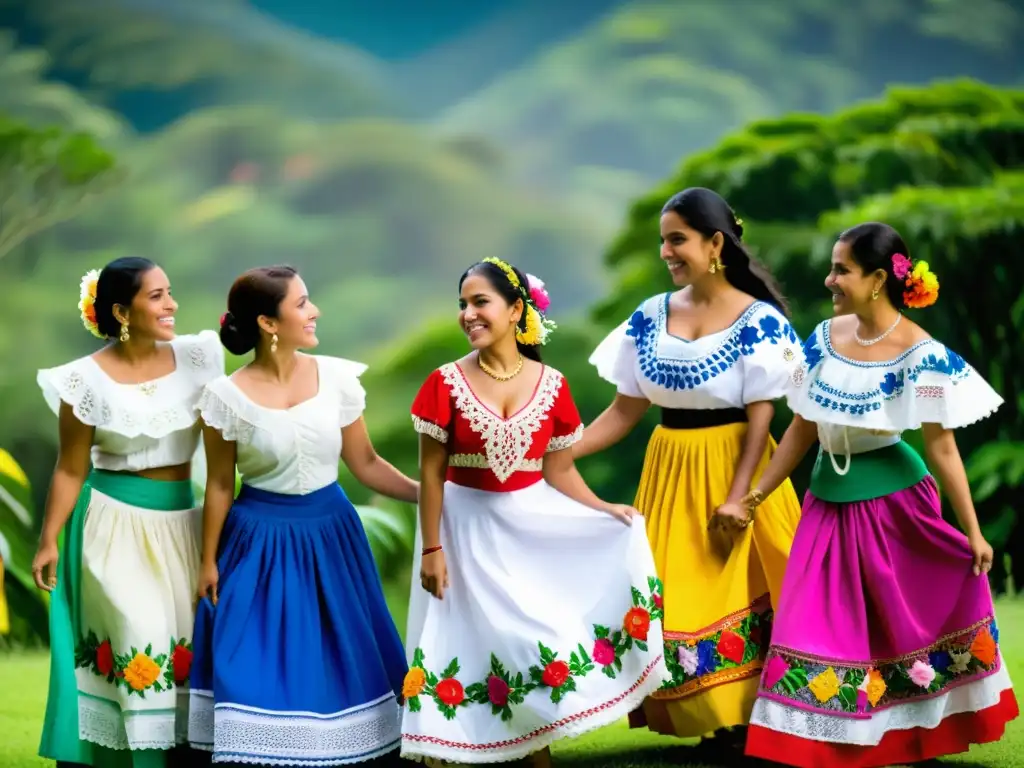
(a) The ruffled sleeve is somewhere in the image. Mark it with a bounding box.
[197,377,257,444]
[174,330,226,387]
[319,356,369,429]
[546,373,584,452]
[740,303,804,404]
[905,343,1003,429]
[588,307,648,399]
[411,368,453,445]
[36,358,111,427]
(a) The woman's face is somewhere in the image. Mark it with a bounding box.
[659,211,721,287]
[264,276,320,350]
[116,267,178,342]
[459,272,522,351]
[825,240,886,315]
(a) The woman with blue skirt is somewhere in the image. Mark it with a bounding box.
[188,266,418,766]
[34,257,224,768]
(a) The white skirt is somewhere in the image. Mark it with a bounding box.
[400,480,671,763]
[75,488,202,750]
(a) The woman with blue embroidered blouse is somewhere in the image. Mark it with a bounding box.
[576,188,804,748]
[738,223,1017,767]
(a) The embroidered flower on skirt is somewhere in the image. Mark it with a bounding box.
[76,631,194,696]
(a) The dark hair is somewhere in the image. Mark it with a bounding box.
[220,265,299,356]
[662,187,790,317]
[459,261,543,362]
[837,222,910,309]
[93,256,158,338]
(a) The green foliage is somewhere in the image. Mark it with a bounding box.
[0,115,121,261]
[0,450,47,647]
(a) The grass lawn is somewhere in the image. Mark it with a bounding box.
[4,601,1024,767]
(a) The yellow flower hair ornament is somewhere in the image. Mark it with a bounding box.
[79,268,105,339]
[481,257,557,346]
[891,253,939,309]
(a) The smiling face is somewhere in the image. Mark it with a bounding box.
[659,210,723,286]
[259,275,320,350]
[459,271,522,351]
[113,267,178,342]
[826,240,887,314]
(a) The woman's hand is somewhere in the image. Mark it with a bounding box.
[604,503,639,526]
[968,532,994,577]
[420,550,449,600]
[708,502,752,533]
[32,540,59,592]
[196,560,220,606]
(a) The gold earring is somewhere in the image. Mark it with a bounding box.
[709,257,723,274]
[270,333,278,353]
[119,322,129,343]
[871,289,879,301]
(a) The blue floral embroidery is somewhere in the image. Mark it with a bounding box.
[630,297,799,391]
[802,332,824,373]
[696,639,718,676]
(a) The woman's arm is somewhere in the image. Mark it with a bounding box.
[341,417,418,503]
[573,394,650,460]
[750,414,819,500]
[922,423,993,575]
[544,448,635,524]
[724,401,774,504]
[32,402,94,591]
[196,423,237,604]
[418,434,449,599]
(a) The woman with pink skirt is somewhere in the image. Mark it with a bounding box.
[721,223,1018,767]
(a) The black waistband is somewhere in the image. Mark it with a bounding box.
[660,408,747,430]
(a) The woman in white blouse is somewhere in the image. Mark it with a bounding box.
[34,257,224,768]
[187,265,418,766]
[576,188,804,749]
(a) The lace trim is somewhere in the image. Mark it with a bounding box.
[546,424,583,453]
[412,416,448,444]
[79,688,188,750]
[439,364,563,484]
[194,693,401,766]
[197,386,257,444]
[449,453,542,472]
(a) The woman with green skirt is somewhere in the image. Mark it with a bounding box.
[33,257,223,768]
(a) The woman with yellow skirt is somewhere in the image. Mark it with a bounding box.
[574,188,803,751]
[0,530,9,636]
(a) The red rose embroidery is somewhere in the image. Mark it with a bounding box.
[172,643,194,683]
[717,630,746,664]
[541,660,570,688]
[653,593,663,610]
[487,675,510,707]
[96,640,114,677]
[593,638,615,666]
[435,678,465,706]
[624,607,651,641]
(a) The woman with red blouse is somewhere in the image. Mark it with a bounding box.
[399,258,671,766]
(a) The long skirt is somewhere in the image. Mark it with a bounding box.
[628,422,802,738]
[38,469,201,767]
[188,482,407,766]
[746,477,1019,767]
[400,479,672,764]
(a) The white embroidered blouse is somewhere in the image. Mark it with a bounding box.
[36,331,224,472]
[789,319,1003,473]
[589,295,803,409]
[197,356,368,495]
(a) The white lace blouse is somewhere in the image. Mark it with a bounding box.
[590,295,803,409]
[36,331,224,472]
[789,319,1003,474]
[197,356,368,495]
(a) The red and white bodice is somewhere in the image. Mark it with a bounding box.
[411,362,584,492]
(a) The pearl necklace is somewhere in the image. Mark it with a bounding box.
[855,313,902,346]
[478,354,523,382]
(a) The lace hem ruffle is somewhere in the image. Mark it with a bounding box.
[412,416,449,445]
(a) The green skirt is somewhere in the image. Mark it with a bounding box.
[39,469,199,768]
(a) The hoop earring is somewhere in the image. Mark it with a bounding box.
[270,333,279,353]
[119,322,130,343]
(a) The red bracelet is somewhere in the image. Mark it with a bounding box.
[422,545,443,556]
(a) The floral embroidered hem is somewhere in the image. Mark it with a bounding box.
[77,632,194,696]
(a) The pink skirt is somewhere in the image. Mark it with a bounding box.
[746,477,1017,767]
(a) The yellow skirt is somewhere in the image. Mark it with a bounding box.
[629,423,801,739]
[0,565,9,635]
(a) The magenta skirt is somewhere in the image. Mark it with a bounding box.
[746,476,1017,768]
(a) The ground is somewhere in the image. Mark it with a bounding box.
[3,600,1023,767]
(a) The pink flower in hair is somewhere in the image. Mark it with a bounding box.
[526,273,551,312]
[891,253,912,280]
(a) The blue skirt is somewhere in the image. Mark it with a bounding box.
[188,483,407,765]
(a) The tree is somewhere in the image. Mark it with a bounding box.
[595,79,1024,590]
[0,115,120,261]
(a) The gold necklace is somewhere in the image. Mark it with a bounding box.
[478,354,523,382]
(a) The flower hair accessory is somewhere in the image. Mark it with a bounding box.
[78,269,105,339]
[891,253,939,309]
[481,257,557,345]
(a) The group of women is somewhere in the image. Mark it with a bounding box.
[29,186,1016,768]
